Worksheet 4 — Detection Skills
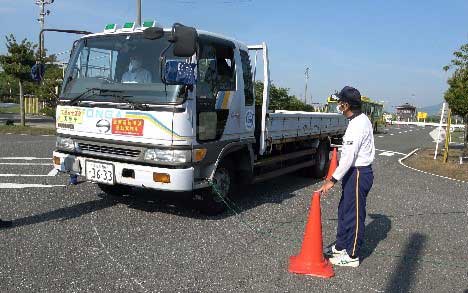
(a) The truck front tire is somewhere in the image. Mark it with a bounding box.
[197,161,234,215]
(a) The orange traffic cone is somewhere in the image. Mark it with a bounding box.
[325,148,338,180]
[289,191,334,278]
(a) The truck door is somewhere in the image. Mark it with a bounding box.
[240,49,255,140]
[196,36,239,142]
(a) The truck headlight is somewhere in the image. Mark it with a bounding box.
[144,149,192,163]
[56,137,76,151]
[144,148,207,164]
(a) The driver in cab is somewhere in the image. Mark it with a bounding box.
[122,54,152,83]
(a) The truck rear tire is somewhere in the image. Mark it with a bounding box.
[98,183,132,197]
[197,161,234,215]
[311,141,330,178]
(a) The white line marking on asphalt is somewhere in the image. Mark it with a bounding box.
[379,151,395,157]
[41,135,53,137]
[390,134,394,136]
[0,174,54,177]
[0,183,65,188]
[398,132,402,134]
[0,163,51,166]
[47,168,59,176]
[0,157,50,160]
[375,148,407,156]
[378,135,384,138]
[398,148,467,184]
[19,134,27,136]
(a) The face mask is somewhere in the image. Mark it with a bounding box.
[336,104,344,114]
[129,59,141,72]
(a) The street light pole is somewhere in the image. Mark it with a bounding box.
[35,0,54,58]
[304,67,309,104]
[136,0,142,27]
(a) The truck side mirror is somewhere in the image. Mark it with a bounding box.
[164,60,196,86]
[170,23,198,57]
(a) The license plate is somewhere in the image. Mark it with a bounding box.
[86,160,115,185]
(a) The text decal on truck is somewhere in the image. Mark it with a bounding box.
[111,118,144,136]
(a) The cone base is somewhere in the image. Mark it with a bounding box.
[288,255,335,278]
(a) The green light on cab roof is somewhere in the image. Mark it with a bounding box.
[123,22,135,29]
[105,24,116,30]
[143,20,155,28]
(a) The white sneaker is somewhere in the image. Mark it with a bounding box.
[329,253,360,267]
[324,245,346,257]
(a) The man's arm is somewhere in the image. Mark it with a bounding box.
[331,126,362,182]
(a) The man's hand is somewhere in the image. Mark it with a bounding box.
[317,179,335,195]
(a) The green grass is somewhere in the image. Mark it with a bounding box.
[0,125,56,135]
[0,105,20,114]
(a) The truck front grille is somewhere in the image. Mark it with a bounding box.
[78,143,141,158]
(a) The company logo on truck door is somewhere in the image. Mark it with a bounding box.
[245,110,255,130]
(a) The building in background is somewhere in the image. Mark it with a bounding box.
[396,103,416,122]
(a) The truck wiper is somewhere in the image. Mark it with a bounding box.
[66,88,101,106]
[111,94,150,111]
[65,88,149,110]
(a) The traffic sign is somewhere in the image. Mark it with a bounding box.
[430,127,445,143]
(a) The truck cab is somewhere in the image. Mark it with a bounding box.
[53,22,347,214]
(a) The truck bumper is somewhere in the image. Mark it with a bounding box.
[52,151,198,192]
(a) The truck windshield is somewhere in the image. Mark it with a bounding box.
[61,33,187,105]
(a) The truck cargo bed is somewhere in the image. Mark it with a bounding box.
[266,110,348,143]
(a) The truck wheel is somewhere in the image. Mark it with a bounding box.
[98,183,132,197]
[198,161,233,215]
[311,141,330,178]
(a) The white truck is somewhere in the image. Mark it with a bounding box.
[51,21,348,213]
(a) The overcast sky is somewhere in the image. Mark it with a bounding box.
[1,0,467,109]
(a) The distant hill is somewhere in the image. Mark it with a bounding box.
[419,103,443,116]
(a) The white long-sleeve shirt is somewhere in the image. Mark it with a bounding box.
[332,113,375,181]
[122,68,152,84]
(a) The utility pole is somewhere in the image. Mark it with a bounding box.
[304,67,309,104]
[136,0,142,27]
[35,0,55,57]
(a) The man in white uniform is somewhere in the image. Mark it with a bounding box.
[122,55,152,83]
[318,86,375,267]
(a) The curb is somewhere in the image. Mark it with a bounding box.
[398,148,467,184]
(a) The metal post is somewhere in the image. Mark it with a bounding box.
[136,0,142,27]
[434,102,446,160]
[304,67,309,104]
[36,0,54,59]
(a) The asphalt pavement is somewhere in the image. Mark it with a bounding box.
[0,125,467,292]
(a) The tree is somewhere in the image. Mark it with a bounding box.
[255,81,315,112]
[0,34,37,126]
[443,43,468,155]
[34,54,63,117]
[0,71,17,100]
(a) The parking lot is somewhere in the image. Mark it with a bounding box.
[0,125,467,292]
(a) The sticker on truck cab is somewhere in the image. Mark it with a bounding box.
[111,118,144,136]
